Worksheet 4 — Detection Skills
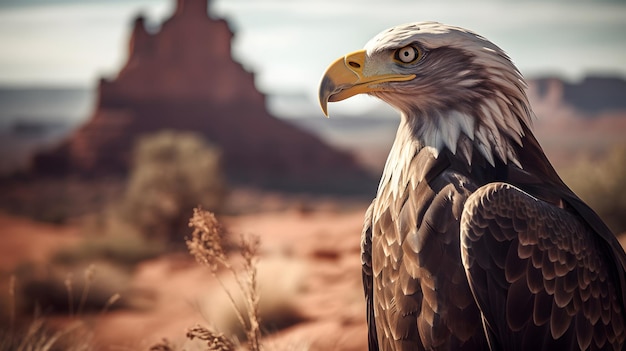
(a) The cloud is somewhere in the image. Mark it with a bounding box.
[0,1,171,86]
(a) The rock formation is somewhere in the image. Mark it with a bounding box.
[33,0,373,193]
[530,75,626,115]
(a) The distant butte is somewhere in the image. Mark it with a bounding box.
[33,0,373,193]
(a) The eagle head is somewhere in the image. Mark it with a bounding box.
[319,21,534,167]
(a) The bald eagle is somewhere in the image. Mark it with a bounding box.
[319,22,626,351]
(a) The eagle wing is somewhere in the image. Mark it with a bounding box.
[362,201,379,351]
[461,182,626,351]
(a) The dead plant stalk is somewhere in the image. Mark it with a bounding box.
[187,208,262,351]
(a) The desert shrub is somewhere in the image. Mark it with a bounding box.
[52,231,165,268]
[561,145,626,234]
[0,265,124,351]
[11,263,126,316]
[121,131,226,244]
[0,273,97,351]
[0,178,125,224]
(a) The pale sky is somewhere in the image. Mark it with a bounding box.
[0,0,625,116]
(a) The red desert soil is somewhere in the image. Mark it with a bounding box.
[97,208,371,350]
[7,206,622,350]
[0,213,82,271]
[1,208,371,351]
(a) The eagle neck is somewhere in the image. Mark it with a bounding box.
[399,101,532,170]
[376,116,434,196]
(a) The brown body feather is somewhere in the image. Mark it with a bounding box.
[363,120,626,350]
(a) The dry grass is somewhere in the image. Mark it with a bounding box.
[183,208,308,351]
[148,326,237,351]
[149,338,176,351]
[11,262,130,316]
[186,208,261,351]
[186,325,237,351]
[203,257,306,341]
[0,265,121,351]
[0,318,93,351]
[3,207,307,351]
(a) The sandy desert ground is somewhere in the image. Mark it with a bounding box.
[1,203,372,351]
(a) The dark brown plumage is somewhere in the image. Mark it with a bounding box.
[318,22,626,350]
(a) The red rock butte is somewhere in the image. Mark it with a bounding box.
[33,0,373,193]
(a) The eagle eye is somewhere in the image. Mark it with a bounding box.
[394,45,421,64]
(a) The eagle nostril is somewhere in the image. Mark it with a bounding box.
[348,61,361,69]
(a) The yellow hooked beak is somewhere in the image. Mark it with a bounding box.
[318,50,415,117]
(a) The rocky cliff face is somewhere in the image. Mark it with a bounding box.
[33,0,373,193]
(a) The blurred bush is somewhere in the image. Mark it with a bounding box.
[9,262,128,317]
[120,131,227,243]
[561,145,626,234]
[52,231,165,268]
